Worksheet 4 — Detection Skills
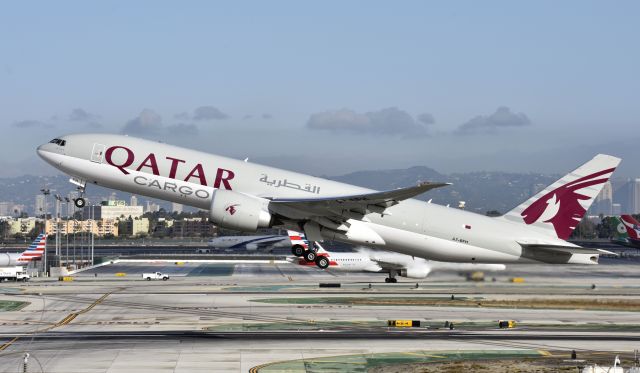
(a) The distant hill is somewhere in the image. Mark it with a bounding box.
[0,167,564,216]
[329,167,558,214]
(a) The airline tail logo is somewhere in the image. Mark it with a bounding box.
[225,204,239,215]
[18,233,47,262]
[620,215,640,239]
[521,168,615,239]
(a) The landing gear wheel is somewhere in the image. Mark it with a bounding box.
[315,256,329,269]
[74,197,86,208]
[304,250,317,263]
[385,277,397,283]
[292,245,305,257]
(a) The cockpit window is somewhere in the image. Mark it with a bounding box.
[49,138,66,146]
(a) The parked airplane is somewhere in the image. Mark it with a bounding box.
[0,233,47,266]
[37,134,619,266]
[611,215,640,248]
[207,234,290,251]
[287,230,505,282]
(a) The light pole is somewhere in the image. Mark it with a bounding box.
[65,197,70,267]
[90,204,95,265]
[54,194,63,267]
[40,188,50,276]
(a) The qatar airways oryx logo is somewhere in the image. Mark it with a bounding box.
[225,204,239,215]
[520,168,615,239]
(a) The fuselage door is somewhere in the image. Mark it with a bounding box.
[90,143,106,163]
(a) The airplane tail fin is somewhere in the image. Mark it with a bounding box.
[620,215,640,240]
[18,233,47,262]
[611,216,629,240]
[286,230,327,253]
[502,154,621,240]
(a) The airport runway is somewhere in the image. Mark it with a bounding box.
[1,261,639,372]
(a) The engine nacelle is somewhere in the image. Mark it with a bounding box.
[209,189,272,232]
[400,266,431,279]
[0,253,13,266]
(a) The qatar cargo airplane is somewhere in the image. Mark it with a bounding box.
[207,234,290,252]
[37,134,620,266]
[611,215,640,248]
[0,233,47,266]
[287,230,505,282]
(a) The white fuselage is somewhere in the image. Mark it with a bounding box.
[37,134,583,264]
[0,253,27,267]
[296,248,505,278]
[208,235,289,250]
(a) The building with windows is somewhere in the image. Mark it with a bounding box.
[6,217,40,235]
[171,218,214,237]
[45,219,119,237]
[119,217,150,237]
[83,200,144,220]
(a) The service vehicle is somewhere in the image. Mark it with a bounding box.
[0,266,30,282]
[142,272,169,281]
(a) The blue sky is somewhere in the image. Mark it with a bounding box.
[1,1,638,177]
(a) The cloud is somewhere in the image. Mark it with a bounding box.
[166,123,199,136]
[193,106,229,120]
[121,109,163,135]
[456,106,531,134]
[13,120,52,129]
[174,112,190,120]
[261,113,273,120]
[417,113,435,125]
[243,114,253,120]
[68,108,99,122]
[307,107,428,137]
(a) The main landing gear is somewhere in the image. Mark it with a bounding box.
[291,242,319,263]
[315,256,329,269]
[385,270,398,283]
[291,245,305,257]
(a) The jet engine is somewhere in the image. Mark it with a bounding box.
[0,253,15,266]
[209,189,272,232]
[399,266,431,279]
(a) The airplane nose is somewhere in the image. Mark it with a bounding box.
[36,143,58,165]
[36,144,49,159]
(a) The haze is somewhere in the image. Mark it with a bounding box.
[1,1,638,177]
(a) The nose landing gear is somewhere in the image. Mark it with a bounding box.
[69,177,87,209]
[73,197,86,208]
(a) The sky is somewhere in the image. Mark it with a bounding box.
[1,1,639,178]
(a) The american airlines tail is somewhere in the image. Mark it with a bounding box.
[18,233,47,262]
[503,154,620,240]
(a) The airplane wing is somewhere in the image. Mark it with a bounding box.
[268,182,449,223]
[368,258,408,271]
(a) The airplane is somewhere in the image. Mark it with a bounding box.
[37,134,620,266]
[287,230,505,282]
[207,234,290,251]
[611,215,640,248]
[0,233,47,266]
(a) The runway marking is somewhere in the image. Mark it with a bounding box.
[0,289,117,353]
[538,349,552,356]
[0,337,19,352]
